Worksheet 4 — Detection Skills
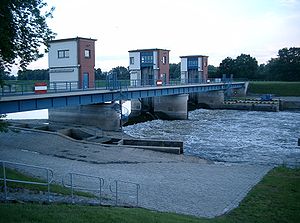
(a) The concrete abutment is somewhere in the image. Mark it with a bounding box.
[49,103,120,131]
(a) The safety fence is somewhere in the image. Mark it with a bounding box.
[0,160,140,207]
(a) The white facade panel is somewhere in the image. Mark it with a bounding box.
[153,51,158,69]
[198,57,203,71]
[129,52,140,70]
[181,58,188,72]
[49,68,79,82]
[49,40,78,68]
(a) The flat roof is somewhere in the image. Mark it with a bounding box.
[129,48,170,52]
[180,55,208,58]
[49,37,97,43]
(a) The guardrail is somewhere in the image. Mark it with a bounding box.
[62,172,105,204]
[0,78,242,97]
[0,160,141,206]
[109,180,140,207]
[0,160,54,202]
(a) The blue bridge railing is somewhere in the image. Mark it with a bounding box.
[0,78,238,97]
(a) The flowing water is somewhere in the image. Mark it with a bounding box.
[124,109,300,166]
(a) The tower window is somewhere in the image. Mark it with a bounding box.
[84,49,91,58]
[58,50,69,58]
[130,57,134,65]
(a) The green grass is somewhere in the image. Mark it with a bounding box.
[0,167,95,198]
[248,81,300,96]
[1,166,299,223]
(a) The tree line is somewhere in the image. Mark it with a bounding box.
[169,47,300,81]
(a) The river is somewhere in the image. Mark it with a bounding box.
[124,109,300,166]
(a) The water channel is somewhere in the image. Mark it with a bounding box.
[124,109,300,166]
[4,104,300,166]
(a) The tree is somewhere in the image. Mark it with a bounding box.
[17,69,49,80]
[234,54,258,80]
[110,66,130,80]
[268,47,300,81]
[0,0,56,71]
[218,57,235,76]
[169,63,181,79]
[208,65,218,78]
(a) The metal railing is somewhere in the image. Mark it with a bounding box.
[109,180,140,207]
[62,172,105,204]
[0,78,245,97]
[0,160,54,202]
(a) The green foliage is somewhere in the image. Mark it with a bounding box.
[0,0,56,71]
[248,81,300,96]
[0,167,299,223]
[169,63,181,79]
[95,68,106,80]
[234,54,258,79]
[110,66,130,80]
[266,47,300,81]
[219,57,235,76]
[208,65,218,78]
[218,48,300,81]
[17,69,49,80]
[218,55,258,80]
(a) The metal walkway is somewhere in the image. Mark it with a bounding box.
[0,82,246,114]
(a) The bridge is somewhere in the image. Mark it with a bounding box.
[0,80,246,114]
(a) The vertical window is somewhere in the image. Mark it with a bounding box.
[84,49,91,58]
[162,56,167,64]
[130,57,134,65]
[58,50,69,58]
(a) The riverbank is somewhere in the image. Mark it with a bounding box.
[1,166,299,223]
[0,127,272,218]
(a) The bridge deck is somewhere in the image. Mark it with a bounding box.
[0,82,245,114]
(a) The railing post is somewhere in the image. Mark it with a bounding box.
[115,180,118,206]
[2,162,7,200]
[136,184,139,206]
[46,170,49,202]
[70,173,74,204]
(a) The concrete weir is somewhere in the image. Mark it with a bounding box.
[190,91,225,109]
[49,103,120,131]
[154,94,189,120]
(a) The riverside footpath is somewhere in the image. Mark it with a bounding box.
[0,128,272,218]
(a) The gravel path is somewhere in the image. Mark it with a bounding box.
[0,129,272,218]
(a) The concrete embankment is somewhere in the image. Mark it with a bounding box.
[222,99,280,112]
[7,120,183,155]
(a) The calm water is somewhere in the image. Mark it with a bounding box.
[124,109,300,166]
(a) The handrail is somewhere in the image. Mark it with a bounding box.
[62,172,105,204]
[109,180,140,207]
[0,160,54,202]
[0,79,247,97]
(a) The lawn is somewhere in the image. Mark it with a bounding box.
[248,81,300,96]
[0,166,299,223]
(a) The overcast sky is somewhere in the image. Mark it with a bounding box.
[26,0,300,72]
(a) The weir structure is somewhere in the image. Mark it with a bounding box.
[0,40,248,131]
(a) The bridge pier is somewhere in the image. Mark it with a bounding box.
[49,103,120,131]
[154,94,189,120]
[130,94,189,120]
[190,91,224,109]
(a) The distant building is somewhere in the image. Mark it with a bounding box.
[128,48,170,86]
[48,37,97,89]
[180,55,208,84]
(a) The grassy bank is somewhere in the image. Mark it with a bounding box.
[1,166,299,223]
[248,81,300,96]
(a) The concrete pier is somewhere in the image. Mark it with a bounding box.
[49,102,120,131]
[154,94,189,120]
[191,91,225,109]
